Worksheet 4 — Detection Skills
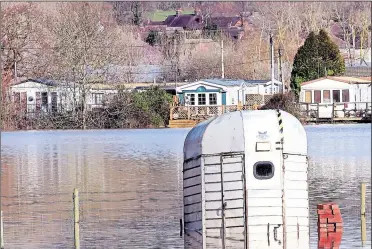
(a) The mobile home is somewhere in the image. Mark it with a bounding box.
[300,76,371,118]
[10,78,118,113]
[175,79,282,106]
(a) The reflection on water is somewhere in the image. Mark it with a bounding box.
[1,124,371,249]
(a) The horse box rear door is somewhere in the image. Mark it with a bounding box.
[203,152,247,249]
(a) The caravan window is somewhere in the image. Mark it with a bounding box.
[185,94,195,105]
[323,90,331,103]
[198,94,206,105]
[41,92,48,106]
[92,93,104,105]
[253,162,274,180]
[209,93,217,105]
[342,90,349,102]
[332,90,340,102]
[314,90,321,103]
[304,91,312,103]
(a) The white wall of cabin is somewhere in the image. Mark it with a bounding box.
[10,81,118,111]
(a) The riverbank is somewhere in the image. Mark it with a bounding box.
[2,120,369,132]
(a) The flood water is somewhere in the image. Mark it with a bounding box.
[1,124,371,249]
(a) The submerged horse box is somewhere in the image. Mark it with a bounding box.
[181,110,309,249]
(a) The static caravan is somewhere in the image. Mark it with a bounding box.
[181,110,309,249]
[10,79,119,112]
[175,79,282,106]
[300,76,371,118]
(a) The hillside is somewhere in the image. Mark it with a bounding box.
[1,2,371,85]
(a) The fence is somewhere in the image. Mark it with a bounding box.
[0,183,369,248]
[19,104,105,115]
[0,187,183,248]
[170,104,259,120]
[299,102,371,121]
[170,102,371,122]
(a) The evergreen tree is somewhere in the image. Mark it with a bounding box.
[317,29,345,76]
[290,30,345,96]
[145,30,160,46]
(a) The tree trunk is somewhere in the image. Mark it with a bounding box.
[351,25,356,65]
[82,92,87,130]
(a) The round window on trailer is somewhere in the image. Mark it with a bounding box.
[253,161,274,180]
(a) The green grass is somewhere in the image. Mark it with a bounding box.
[145,8,194,22]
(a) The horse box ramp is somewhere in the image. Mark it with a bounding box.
[182,110,309,249]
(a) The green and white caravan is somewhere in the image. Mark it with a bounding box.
[175,79,283,106]
[181,109,309,249]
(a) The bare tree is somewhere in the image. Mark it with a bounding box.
[301,2,332,34]
[195,2,214,26]
[1,3,52,79]
[130,1,143,26]
[158,30,187,82]
[354,2,371,65]
[47,3,125,129]
[332,2,357,66]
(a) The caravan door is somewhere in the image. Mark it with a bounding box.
[282,153,310,249]
[203,153,247,249]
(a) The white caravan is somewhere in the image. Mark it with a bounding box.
[181,110,309,249]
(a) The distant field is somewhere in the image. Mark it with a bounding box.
[146,8,194,22]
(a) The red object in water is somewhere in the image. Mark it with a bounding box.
[317,202,343,249]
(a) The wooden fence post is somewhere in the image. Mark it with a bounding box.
[306,103,309,118]
[361,183,366,246]
[331,103,335,123]
[170,107,174,120]
[1,211,4,249]
[253,103,258,110]
[73,189,80,249]
[316,103,319,123]
[366,102,368,116]
[187,106,191,120]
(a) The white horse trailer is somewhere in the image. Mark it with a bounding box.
[181,110,309,249]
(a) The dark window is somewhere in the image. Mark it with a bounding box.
[187,94,195,105]
[253,162,274,180]
[314,90,321,103]
[323,90,331,103]
[209,93,217,105]
[93,93,103,105]
[36,92,41,111]
[332,90,340,103]
[51,92,58,112]
[13,92,20,103]
[20,92,27,111]
[342,89,349,102]
[41,92,48,105]
[198,93,206,105]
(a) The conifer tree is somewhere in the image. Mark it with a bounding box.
[290,30,345,96]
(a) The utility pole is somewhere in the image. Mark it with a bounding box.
[129,44,132,83]
[14,60,18,82]
[221,39,225,79]
[270,33,274,94]
[278,48,284,93]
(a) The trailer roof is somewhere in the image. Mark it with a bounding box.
[184,110,307,160]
